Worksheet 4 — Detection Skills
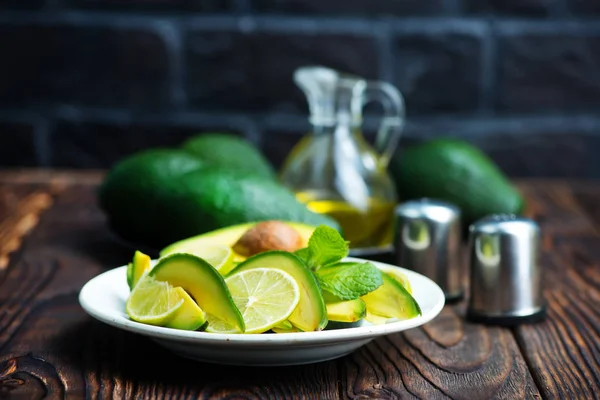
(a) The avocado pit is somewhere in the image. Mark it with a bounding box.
[232,221,304,257]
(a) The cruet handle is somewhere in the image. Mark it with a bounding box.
[362,81,405,168]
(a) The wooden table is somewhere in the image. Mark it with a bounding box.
[0,170,598,399]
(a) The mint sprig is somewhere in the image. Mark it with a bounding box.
[315,262,383,300]
[294,225,349,271]
[295,225,382,300]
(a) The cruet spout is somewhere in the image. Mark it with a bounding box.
[294,66,342,127]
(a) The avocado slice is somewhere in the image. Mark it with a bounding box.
[149,253,245,332]
[364,311,390,325]
[164,287,208,331]
[271,325,302,334]
[360,273,422,320]
[230,251,328,332]
[126,250,151,290]
[271,319,298,333]
[274,320,294,330]
[322,291,367,323]
[325,321,363,330]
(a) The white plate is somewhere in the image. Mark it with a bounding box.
[78,257,445,366]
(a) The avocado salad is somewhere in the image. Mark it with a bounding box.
[125,223,421,334]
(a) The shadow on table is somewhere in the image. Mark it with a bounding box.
[51,318,339,396]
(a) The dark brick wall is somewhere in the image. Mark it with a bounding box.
[1,1,600,178]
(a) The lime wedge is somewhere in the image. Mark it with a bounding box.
[126,250,152,290]
[224,268,301,334]
[125,275,183,325]
[172,244,235,276]
[385,269,413,294]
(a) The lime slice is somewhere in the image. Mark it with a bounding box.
[125,275,184,326]
[223,268,301,334]
[385,269,413,294]
[172,244,235,276]
[127,250,152,290]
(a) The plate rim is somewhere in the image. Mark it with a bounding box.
[78,257,445,346]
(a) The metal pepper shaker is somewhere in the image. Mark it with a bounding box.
[466,214,546,326]
[393,198,464,301]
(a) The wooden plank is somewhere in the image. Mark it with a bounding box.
[511,182,600,399]
[0,184,56,272]
[338,306,541,399]
[1,176,597,398]
[0,184,340,399]
[517,180,598,236]
[569,181,600,233]
[0,169,104,186]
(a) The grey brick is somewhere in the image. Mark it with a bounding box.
[50,120,244,168]
[467,0,561,15]
[65,0,233,11]
[252,0,443,15]
[569,0,600,14]
[391,28,484,114]
[0,23,172,109]
[496,27,600,112]
[0,121,38,167]
[185,29,379,113]
[401,132,599,178]
[0,0,44,9]
[465,133,599,178]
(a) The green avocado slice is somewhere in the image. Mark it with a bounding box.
[149,253,245,333]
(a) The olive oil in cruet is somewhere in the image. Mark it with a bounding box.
[280,66,406,249]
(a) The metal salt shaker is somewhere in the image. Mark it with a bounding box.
[393,199,464,301]
[466,214,546,326]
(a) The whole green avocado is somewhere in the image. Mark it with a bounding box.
[182,133,276,180]
[154,167,342,242]
[389,138,526,228]
[98,148,206,247]
[99,132,341,250]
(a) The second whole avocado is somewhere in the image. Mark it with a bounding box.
[388,138,526,229]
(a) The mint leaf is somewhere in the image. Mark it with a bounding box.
[293,247,312,266]
[294,225,349,270]
[315,262,383,300]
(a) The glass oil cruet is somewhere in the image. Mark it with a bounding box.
[280,65,406,249]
